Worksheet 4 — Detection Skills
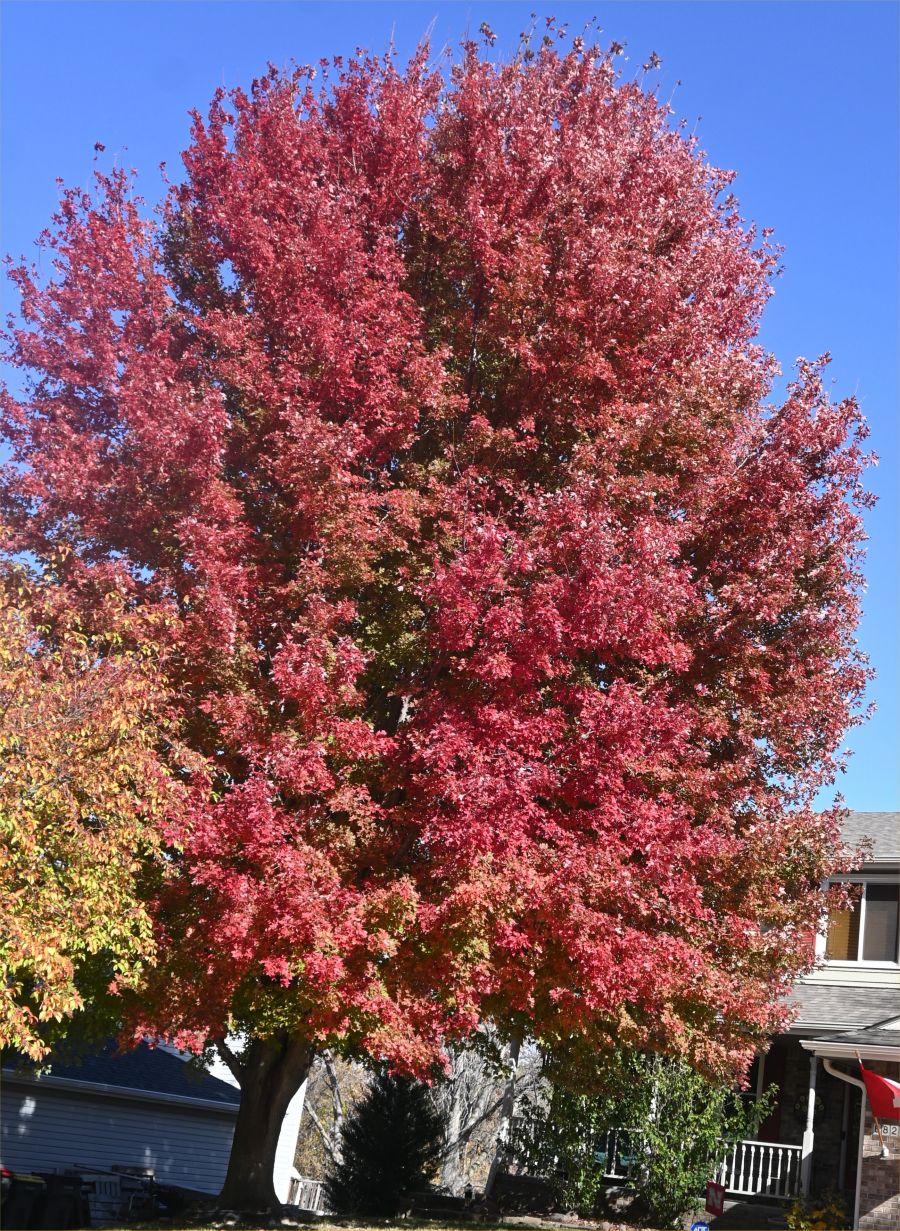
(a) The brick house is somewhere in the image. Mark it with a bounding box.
[799,1026,899,1230]
[718,812,899,1230]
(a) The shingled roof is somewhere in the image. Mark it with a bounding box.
[785,984,900,1034]
[7,1041,241,1108]
[801,1022,900,1061]
[841,811,899,866]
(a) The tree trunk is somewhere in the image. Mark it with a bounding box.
[217,1033,316,1212]
[436,1044,506,1194]
[483,1038,521,1199]
[322,1050,346,1166]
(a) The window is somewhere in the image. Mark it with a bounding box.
[863,885,900,962]
[825,882,899,964]
[825,885,862,960]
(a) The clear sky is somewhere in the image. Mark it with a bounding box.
[3,1,897,811]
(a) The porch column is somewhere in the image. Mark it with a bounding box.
[754,1050,766,1136]
[800,1053,818,1196]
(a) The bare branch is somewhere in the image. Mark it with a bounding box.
[303,1101,342,1166]
[434,1094,505,1163]
[322,1049,345,1123]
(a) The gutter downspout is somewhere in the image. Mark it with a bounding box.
[822,1058,866,1231]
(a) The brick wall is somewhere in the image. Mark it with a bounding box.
[858,1060,899,1231]
[811,1057,852,1195]
[774,1039,848,1194]
[777,1039,807,1146]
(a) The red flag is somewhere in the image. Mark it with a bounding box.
[705,1181,726,1216]
[860,1061,900,1120]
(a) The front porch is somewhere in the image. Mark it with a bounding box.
[746,1033,862,1200]
[592,1037,832,1204]
[714,1138,802,1201]
[596,1128,803,1200]
[588,1033,869,1228]
[711,1026,900,1230]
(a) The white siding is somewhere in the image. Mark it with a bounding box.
[273,1080,307,1203]
[1,1082,235,1194]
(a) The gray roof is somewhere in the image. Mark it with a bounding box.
[841,811,899,865]
[802,1022,900,1060]
[5,1041,241,1107]
[785,984,900,1033]
[810,1027,899,1049]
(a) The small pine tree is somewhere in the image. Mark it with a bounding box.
[325,1072,445,1216]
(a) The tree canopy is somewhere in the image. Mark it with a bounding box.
[2,28,870,1206]
[0,566,175,1059]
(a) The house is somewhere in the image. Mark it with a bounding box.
[1,1041,240,1199]
[800,1024,899,1230]
[1,1039,307,1209]
[716,811,899,1231]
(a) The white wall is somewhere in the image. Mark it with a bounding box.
[273,1080,308,1203]
[1,1082,236,1193]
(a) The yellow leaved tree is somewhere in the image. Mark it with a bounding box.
[0,568,177,1060]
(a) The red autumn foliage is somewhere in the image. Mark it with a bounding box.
[3,34,872,1205]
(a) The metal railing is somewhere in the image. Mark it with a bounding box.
[714,1139,803,1199]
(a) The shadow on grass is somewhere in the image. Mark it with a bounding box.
[105,1218,643,1231]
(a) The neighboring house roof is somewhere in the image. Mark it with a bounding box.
[800,1023,900,1062]
[785,984,900,1035]
[841,811,899,866]
[3,1042,241,1113]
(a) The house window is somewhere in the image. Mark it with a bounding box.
[825,885,862,960]
[825,882,899,964]
[863,884,900,962]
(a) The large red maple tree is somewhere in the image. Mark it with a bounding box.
[4,33,871,1209]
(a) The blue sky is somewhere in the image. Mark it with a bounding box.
[3,1,897,810]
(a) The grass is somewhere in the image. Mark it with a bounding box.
[106,1217,638,1231]
[110,1222,542,1229]
[110,1223,530,1231]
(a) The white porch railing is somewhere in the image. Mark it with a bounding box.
[714,1139,803,1199]
[287,1177,326,1211]
[592,1132,802,1200]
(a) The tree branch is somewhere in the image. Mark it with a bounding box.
[303,1102,342,1166]
[214,1037,245,1085]
[322,1050,345,1123]
[435,1095,506,1162]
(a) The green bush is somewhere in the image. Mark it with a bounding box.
[510,1050,773,1229]
[324,1071,445,1216]
[786,1190,850,1230]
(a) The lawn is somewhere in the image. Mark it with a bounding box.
[107,1217,639,1231]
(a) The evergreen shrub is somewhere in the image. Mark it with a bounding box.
[325,1071,445,1216]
